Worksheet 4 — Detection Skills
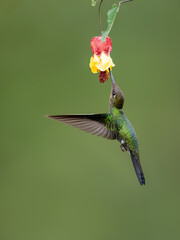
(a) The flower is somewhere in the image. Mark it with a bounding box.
[89,36,115,83]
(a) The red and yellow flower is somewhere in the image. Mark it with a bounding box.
[89,36,115,83]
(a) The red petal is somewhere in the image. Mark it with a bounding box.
[91,37,102,56]
[103,37,112,56]
[91,36,112,57]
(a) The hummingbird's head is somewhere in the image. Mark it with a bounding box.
[109,70,124,109]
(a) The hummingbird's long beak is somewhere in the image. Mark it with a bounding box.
[109,70,116,84]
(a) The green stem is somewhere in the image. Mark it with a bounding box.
[99,0,104,36]
[118,0,133,7]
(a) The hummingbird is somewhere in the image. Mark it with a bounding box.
[48,71,145,185]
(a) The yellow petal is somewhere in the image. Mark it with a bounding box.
[89,53,115,74]
[89,56,100,73]
[96,52,115,71]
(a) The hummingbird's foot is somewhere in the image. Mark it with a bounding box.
[120,140,128,152]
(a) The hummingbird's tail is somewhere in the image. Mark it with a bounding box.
[129,150,145,185]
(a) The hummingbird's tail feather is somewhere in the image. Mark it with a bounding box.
[129,150,145,185]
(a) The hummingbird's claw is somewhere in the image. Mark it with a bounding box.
[120,140,128,152]
[120,144,127,152]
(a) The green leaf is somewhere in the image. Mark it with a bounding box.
[91,0,100,7]
[91,0,96,6]
[101,3,120,42]
[101,0,133,42]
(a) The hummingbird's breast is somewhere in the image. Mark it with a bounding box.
[115,111,139,153]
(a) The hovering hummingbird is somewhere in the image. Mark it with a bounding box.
[48,71,145,185]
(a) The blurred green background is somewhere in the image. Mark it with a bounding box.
[1,0,180,239]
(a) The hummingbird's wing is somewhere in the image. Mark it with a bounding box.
[129,150,145,185]
[48,114,117,140]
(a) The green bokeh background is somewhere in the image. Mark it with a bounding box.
[1,0,180,239]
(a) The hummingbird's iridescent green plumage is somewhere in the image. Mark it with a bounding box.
[48,71,145,185]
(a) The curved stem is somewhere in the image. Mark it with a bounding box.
[118,0,133,6]
[99,0,104,36]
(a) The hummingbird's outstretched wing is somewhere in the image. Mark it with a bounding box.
[129,150,145,185]
[48,114,117,140]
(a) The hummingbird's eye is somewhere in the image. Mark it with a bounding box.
[112,91,116,98]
